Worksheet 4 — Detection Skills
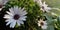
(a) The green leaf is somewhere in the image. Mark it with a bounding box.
[44,13,52,20]
[47,25,54,30]
[44,13,54,24]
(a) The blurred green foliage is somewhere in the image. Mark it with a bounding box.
[45,0,60,8]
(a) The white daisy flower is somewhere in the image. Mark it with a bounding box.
[38,19,47,29]
[34,0,51,12]
[0,0,8,11]
[40,1,51,12]
[4,6,27,28]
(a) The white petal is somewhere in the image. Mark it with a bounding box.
[39,0,42,5]
[13,6,20,14]
[21,16,27,19]
[0,8,2,11]
[6,19,14,25]
[21,11,27,16]
[21,8,25,11]
[19,8,25,12]
[43,21,47,25]
[4,14,12,19]
[19,16,27,21]
[15,6,19,12]
[41,25,47,29]
[38,23,41,26]
[18,20,24,24]
[19,8,27,16]
[18,9,24,15]
[2,0,8,5]
[6,11,13,16]
[19,7,21,10]
[16,20,21,26]
[5,18,12,22]
[10,20,16,28]
[6,21,11,25]
[9,8,14,14]
[43,2,48,7]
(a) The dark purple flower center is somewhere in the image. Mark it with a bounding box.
[40,22,44,26]
[13,14,20,20]
[0,5,3,8]
[42,6,44,9]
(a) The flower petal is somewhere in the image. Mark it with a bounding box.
[9,8,14,14]
[41,25,47,29]
[16,20,21,26]
[21,11,27,16]
[18,20,24,24]
[19,16,27,21]
[6,11,13,16]
[6,19,14,25]
[10,20,16,28]
[4,14,12,19]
